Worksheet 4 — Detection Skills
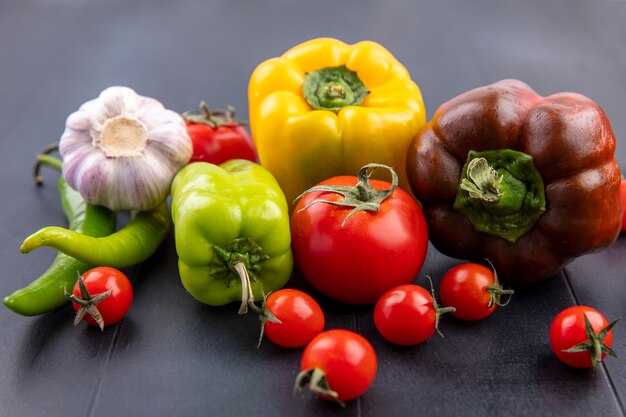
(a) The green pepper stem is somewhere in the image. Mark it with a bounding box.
[233,261,279,318]
[33,146,63,186]
[232,261,282,348]
[234,261,258,315]
[211,237,270,317]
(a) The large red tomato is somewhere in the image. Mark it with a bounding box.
[183,103,257,164]
[290,164,428,304]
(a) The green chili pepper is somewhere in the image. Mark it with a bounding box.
[19,202,170,268]
[4,155,116,316]
[170,159,293,313]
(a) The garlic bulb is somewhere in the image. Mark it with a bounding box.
[59,86,192,211]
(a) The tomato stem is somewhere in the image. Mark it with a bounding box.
[65,272,112,331]
[562,314,618,368]
[182,101,245,128]
[426,276,455,337]
[294,368,345,407]
[294,163,398,226]
[483,259,514,308]
[254,290,282,348]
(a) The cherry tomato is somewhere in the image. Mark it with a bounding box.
[295,329,377,404]
[374,284,453,345]
[549,306,617,368]
[439,262,513,321]
[291,164,428,305]
[70,267,133,330]
[263,289,325,348]
[620,179,626,232]
[184,103,257,164]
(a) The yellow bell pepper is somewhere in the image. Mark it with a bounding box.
[248,37,426,206]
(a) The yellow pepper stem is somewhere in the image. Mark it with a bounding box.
[302,65,369,112]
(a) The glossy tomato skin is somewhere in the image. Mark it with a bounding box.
[550,306,613,368]
[621,179,626,232]
[301,329,377,402]
[186,122,257,164]
[72,267,133,327]
[264,289,325,348]
[374,284,437,345]
[291,176,428,305]
[439,263,496,321]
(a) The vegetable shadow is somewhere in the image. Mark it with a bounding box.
[16,306,74,372]
[17,307,137,374]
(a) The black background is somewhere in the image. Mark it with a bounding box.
[1,1,625,416]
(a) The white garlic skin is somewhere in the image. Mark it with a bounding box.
[59,86,192,211]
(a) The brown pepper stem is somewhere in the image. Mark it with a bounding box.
[459,157,503,203]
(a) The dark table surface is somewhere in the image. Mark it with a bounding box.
[2,0,626,416]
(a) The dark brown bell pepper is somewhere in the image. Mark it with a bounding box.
[407,79,623,284]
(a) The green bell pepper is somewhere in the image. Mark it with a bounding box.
[171,159,293,313]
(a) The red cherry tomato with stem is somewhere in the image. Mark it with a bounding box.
[439,260,514,321]
[374,280,455,346]
[295,329,377,405]
[549,306,617,368]
[69,266,133,330]
[291,164,428,305]
[183,102,257,164]
[259,289,324,348]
